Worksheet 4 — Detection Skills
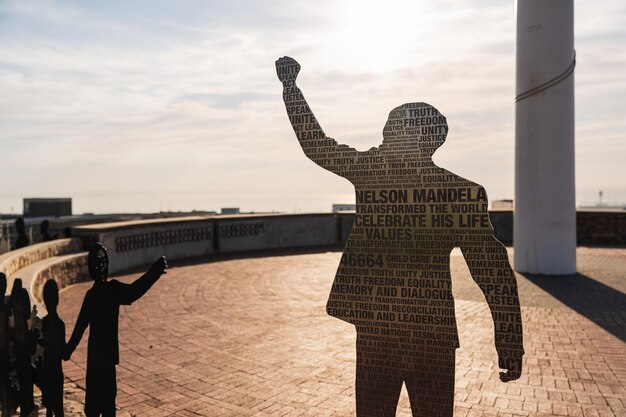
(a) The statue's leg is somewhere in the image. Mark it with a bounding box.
[85,362,117,417]
[101,365,117,417]
[355,333,403,417]
[405,349,456,417]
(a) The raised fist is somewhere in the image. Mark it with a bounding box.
[149,256,168,277]
[276,56,300,84]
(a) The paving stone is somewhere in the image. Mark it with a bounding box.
[51,247,625,416]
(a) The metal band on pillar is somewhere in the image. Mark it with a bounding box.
[515,51,576,103]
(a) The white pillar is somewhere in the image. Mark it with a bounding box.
[514,0,576,275]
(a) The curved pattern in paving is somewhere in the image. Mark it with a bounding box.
[59,248,626,417]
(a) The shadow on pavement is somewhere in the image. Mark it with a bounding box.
[522,272,626,343]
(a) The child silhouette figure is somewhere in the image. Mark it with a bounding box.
[12,285,37,417]
[0,273,10,417]
[41,280,66,417]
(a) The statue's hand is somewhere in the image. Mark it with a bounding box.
[63,344,73,361]
[276,56,300,84]
[498,351,523,382]
[149,256,168,277]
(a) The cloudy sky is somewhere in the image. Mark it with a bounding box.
[0,0,624,214]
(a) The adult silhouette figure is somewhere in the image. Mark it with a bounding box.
[276,56,524,417]
[64,243,167,417]
[40,220,53,243]
[0,273,9,417]
[13,218,29,250]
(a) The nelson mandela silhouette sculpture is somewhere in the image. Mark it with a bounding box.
[276,56,524,417]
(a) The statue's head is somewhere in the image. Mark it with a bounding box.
[88,242,109,282]
[10,278,22,303]
[20,288,30,315]
[12,286,30,319]
[381,102,448,157]
[43,279,59,312]
[15,217,25,233]
[40,220,50,234]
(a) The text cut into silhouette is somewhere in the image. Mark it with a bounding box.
[277,56,524,417]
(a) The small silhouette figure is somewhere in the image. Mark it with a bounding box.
[64,243,168,417]
[12,285,37,417]
[13,218,29,250]
[277,56,524,417]
[41,280,65,417]
[62,227,72,239]
[40,221,53,243]
[30,305,44,367]
[0,273,10,417]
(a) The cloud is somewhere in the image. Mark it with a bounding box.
[0,0,624,213]
[175,92,275,109]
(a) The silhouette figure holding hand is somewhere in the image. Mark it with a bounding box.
[12,284,37,417]
[0,273,10,417]
[64,243,168,417]
[41,280,66,417]
[40,221,53,243]
[277,56,524,417]
[13,218,29,250]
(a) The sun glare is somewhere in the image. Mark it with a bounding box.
[331,0,434,72]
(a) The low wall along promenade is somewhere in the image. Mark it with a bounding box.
[72,210,624,274]
[0,238,87,309]
[72,213,355,275]
[2,210,622,309]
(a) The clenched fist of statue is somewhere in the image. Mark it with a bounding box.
[276,56,300,85]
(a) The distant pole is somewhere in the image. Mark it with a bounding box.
[514,0,576,275]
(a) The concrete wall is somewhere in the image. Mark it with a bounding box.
[73,217,215,274]
[489,210,513,245]
[0,238,83,277]
[490,210,626,246]
[69,210,622,276]
[4,210,620,306]
[73,214,354,274]
[577,210,626,244]
[216,214,350,253]
[31,253,88,307]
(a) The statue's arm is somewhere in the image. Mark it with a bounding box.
[459,186,524,382]
[276,56,358,178]
[64,292,90,359]
[114,257,167,305]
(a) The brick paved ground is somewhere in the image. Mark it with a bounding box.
[56,247,626,417]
